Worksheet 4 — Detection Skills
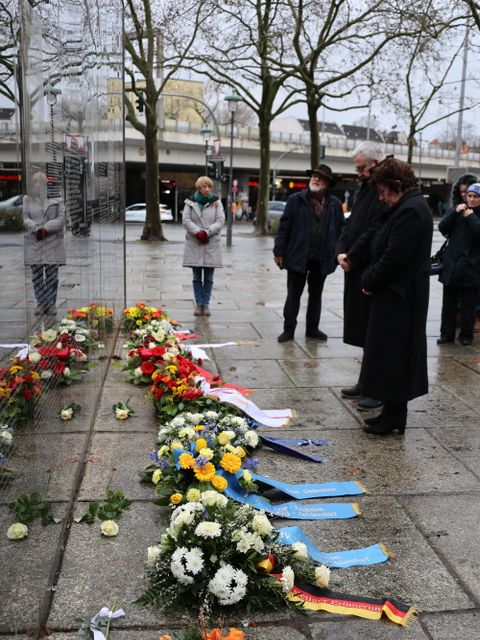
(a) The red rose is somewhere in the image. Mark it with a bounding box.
[56,348,70,360]
[22,389,33,399]
[151,346,165,357]
[140,361,155,375]
[54,361,66,375]
[37,359,51,370]
[138,348,153,359]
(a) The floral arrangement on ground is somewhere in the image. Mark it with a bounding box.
[122,302,176,332]
[141,410,260,503]
[67,301,114,331]
[138,493,330,617]
[0,358,42,422]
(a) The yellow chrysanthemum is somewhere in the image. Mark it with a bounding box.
[195,438,208,452]
[220,453,242,474]
[179,452,195,469]
[211,475,228,492]
[194,424,205,432]
[194,462,216,482]
[165,365,178,374]
[170,493,183,505]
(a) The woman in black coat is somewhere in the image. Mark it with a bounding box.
[359,158,433,435]
[437,181,480,346]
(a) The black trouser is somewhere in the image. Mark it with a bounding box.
[283,261,326,334]
[440,285,479,340]
[381,401,408,426]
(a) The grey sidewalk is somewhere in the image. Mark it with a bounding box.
[1,221,480,638]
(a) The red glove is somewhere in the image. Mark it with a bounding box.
[195,230,209,244]
[36,228,48,241]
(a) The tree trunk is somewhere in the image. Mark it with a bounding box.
[407,126,415,164]
[307,94,321,168]
[141,110,166,241]
[255,116,271,235]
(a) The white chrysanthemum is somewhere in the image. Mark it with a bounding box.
[147,544,162,566]
[252,513,273,537]
[190,413,204,423]
[291,541,309,560]
[208,564,248,605]
[235,530,264,553]
[171,416,186,427]
[204,411,219,419]
[179,427,195,439]
[281,566,295,593]
[195,521,222,539]
[314,565,331,588]
[230,416,247,427]
[171,502,204,528]
[244,430,259,447]
[185,548,204,574]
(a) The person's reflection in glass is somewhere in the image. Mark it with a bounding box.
[23,171,66,316]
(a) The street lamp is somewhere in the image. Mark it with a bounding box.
[272,148,301,200]
[200,123,213,174]
[224,88,242,247]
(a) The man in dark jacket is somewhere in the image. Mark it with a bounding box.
[273,165,344,342]
[336,142,385,410]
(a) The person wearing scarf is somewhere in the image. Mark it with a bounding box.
[182,176,225,316]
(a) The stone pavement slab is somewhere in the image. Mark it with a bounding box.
[216,358,295,389]
[279,358,361,388]
[422,610,480,639]
[311,619,428,639]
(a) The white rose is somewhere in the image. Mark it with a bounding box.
[100,520,119,536]
[60,408,73,421]
[0,430,13,445]
[115,408,130,420]
[63,367,71,378]
[315,565,331,588]
[201,491,225,507]
[244,430,259,447]
[56,342,63,349]
[28,351,41,364]
[148,342,156,349]
[134,367,143,377]
[147,544,162,566]
[7,522,28,540]
[41,370,53,379]
[291,541,309,560]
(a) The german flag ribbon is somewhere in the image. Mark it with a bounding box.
[276,576,416,627]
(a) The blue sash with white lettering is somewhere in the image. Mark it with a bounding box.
[221,472,360,520]
[250,471,365,499]
[277,526,389,568]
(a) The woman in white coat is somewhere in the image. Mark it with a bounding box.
[23,171,66,315]
[182,176,225,316]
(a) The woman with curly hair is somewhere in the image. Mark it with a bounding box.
[359,158,433,436]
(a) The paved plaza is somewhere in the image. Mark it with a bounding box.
[1,220,480,638]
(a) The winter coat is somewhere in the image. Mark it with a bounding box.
[360,188,433,403]
[182,197,225,268]
[438,205,480,288]
[336,181,384,347]
[23,196,66,266]
[273,189,344,275]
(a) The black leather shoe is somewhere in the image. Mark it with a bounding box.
[459,336,473,346]
[364,413,384,426]
[278,331,294,343]
[363,421,405,435]
[357,398,384,411]
[306,329,328,340]
[437,336,454,344]
[341,384,362,398]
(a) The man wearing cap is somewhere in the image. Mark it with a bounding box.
[273,164,344,342]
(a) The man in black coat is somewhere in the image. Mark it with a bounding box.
[336,142,385,410]
[273,165,344,342]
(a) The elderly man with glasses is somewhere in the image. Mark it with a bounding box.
[273,164,344,343]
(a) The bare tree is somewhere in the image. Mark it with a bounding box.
[463,0,480,28]
[125,0,211,241]
[0,0,18,104]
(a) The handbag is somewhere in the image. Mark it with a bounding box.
[430,239,448,275]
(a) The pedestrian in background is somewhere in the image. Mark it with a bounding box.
[23,171,65,316]
[182,176,225,317]
[336,141,385,412]
[437,180,480,346]
[273,164,344,342]
[360,158,432,436]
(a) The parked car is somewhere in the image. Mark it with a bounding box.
[0,194,24,212]
[125,202,173,223]
[267,200,286,228]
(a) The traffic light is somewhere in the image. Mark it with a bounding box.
[207,161,216,179]
[214,160,224,180]
[136,95,144,113]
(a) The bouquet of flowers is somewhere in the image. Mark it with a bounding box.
[31,322,103,353]
[0,358,42,422]
[124,317,180,350]
[67,301,114,332]
[122,302,175,332]
[123,343,182,386]
[138,494,329,616]
[0,424,14,464]
[141,411,260,502]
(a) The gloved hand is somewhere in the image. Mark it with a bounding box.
[195,230,209,244]
[36,227,48,241]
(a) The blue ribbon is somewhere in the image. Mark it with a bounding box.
[250,471,365,499]
[260,435,327,463]
[221,472,360,520]
[276,526,389,568]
